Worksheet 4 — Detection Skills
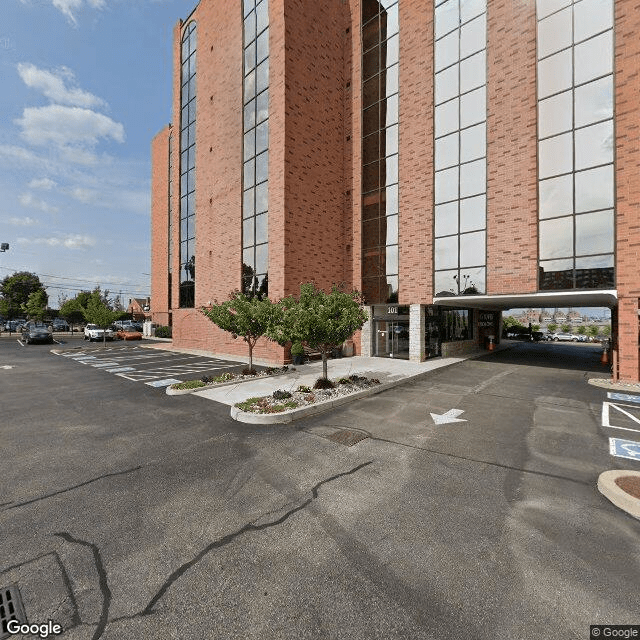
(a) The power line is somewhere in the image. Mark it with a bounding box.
[0,265,150,289]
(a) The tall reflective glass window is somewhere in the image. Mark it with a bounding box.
[536,0,615,290]
[433,0,487,297]
[242,0,269,298]
[362,0,400,304]
[179,22,196,308]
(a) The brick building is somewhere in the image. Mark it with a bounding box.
[150,0,640,381]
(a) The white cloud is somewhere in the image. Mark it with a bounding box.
[28,177,57,190]
[17,63,105,108]
[7,216,39,226]
[17,234,96,249]
[69,187,97,203]
[51,0,106,26]
[19,192,59,213]
[16,105,124,149]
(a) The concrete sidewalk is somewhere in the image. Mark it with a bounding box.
[140,343,508,406]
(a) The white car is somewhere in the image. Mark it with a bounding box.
[551,332,578,342]
[84,324,115,341]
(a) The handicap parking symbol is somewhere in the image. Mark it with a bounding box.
[609,437,640,461]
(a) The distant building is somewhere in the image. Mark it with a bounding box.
[127,297,151,321]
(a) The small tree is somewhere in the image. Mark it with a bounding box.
[547,323,558,333]
[267,283,368,381]
[588,325,599,338]
[602,325,611,337]
[200,290,279,374]
[21,289,48,321]
[561,323,571,333]
[531,324,540,332]
[59,298,85,329]
[82,291,123,346]
[577,325,586,335]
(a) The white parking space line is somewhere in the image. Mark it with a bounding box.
[55,346,242,387]
[602,401,640,433]
[17,340,24,346]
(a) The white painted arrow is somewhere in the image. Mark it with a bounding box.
[430,408,466,425]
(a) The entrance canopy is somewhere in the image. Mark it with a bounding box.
[433,289,618,311]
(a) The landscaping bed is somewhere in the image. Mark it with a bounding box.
[167,366,291,395]
[234,374,381,414]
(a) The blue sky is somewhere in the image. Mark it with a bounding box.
[0,0,191,309]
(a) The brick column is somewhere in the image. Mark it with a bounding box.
[409,304,425,362]
[616,298,639,382]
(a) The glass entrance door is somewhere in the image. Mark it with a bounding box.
[374,320,410,359]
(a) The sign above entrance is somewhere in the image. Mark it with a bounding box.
[372,305,409,320]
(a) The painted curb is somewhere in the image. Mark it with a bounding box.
[597,470,640,520]
[230,378,408,424]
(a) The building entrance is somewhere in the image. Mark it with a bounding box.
[372,305,410,359]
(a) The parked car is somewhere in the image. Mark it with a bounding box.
[5,320,26,332]
[52,319,70,332]
[21,321,54,344]
[551,332,577,342]
[84,324,115,341]
[531,331,546,342]
[116,327,142,341]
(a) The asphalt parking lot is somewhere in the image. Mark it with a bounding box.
[51,340,258,388]
[0,338,638,639]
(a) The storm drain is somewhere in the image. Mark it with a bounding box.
[0,585,26,639]
[326,429,369,447]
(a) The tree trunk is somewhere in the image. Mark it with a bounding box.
[322,351,328,380]
[248,340,253,372]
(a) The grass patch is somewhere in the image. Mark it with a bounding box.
[171,380,206,390]
[235,396,299,413]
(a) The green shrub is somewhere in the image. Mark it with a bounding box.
[155,325,172,338]
[213,372,234,383]
[291,341,305,356]
[313,378,335,390]
[272,389,292,400]
[296,384,311,393]
[337,377,352,385]
[171,380,206,390]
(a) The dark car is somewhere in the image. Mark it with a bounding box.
[52,319,70,332]
[21,321,54,344]
[531,331,546,342]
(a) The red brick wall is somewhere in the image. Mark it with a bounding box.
[486,0,538,295]
[164,1,284,362]
[150,126,170,326]
[398,0,434,305]
[614,0,640,381]
[276,0,350,297]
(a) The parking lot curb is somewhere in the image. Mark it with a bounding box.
[597,470,640,520]
[231,377,412,424]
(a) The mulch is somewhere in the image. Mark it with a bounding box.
[615,476,640,500]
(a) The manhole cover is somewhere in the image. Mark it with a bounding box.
[326,429,369,447]
[1,585,26,639]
